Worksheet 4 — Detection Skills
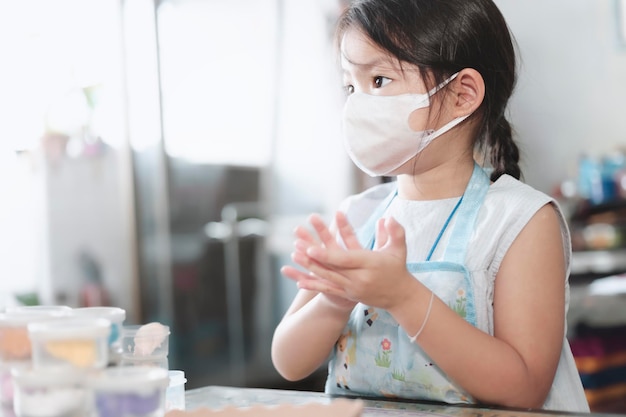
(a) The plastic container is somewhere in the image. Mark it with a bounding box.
[12,365,89,417]
[0,361,12,408]
[28,317,111,369]
[1,361,30,409]
[1,361,17,408]
[166,370,187,411]
[72,307,126,364]
[6,305,73,316]
[0,311,66,361]
[6,305,72,314]
[120,355,169,370]
[90,367,170,417]
[121,323,170,363]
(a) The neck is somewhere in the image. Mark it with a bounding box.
[395,156,476,201]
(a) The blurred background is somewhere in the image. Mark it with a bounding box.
[0,0,625,412]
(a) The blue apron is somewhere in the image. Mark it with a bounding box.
[325,163,490,403]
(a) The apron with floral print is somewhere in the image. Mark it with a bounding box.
[325,163,489,403]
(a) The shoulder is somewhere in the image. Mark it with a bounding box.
[472,174,571,273]
[487,174,553,209]
[483,174,566,233]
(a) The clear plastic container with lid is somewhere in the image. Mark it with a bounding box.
[28,317,111,369]
[120,323,170,369]
[165,370,186,411]
[0,360,30,409]
[90,366,170,417]
[0,361,13,408]
[72,307,126,364]
[12,365,89,417]
[6,305,72,316]
[0,309,69,362]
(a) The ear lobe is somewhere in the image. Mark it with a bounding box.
[451,68,485,116]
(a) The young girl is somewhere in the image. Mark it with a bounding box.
[271,0,589,412]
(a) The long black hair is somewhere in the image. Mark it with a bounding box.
[336,0,521,181]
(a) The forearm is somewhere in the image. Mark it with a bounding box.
[389,282,556,408]
[271,293,352,381]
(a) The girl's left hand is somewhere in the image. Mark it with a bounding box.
[294,211,416,310]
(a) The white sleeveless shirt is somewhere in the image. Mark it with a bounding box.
[333,174,589,412]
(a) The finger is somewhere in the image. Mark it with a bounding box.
[291,249,353,287]
[281,266,345,300]
[298,254,355,288]
[306,244,366,271]
[373,217,389,250]
[383,217,408,258]
[292,250,316,270]
[334,212,362,250]
[294,238,317,254]
[385,216,406,242]
[296,276,349,299]
[282,264,344,294]
[294,225,318,244]
[308,214,338,248]
[280,265,310,282]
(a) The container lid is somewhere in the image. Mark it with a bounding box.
[72,307,126,323]
[6,305,73,317]
[168,370,187,386]
[0,310,65,327]
[12,364,87,387]
[89,367,169,392]
[28,317,111,340]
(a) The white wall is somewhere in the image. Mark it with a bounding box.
[495,0,626,194]
[43,151,136,318]
[0,151,47,304]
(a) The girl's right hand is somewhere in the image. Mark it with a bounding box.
[281,264,357,311]
[281,214,357,311]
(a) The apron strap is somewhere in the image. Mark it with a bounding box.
[442,163,490,263]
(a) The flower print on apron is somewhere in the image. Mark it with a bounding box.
[326,163,490,403]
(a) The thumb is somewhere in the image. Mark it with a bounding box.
[373,218,389,250]
[382,217,407,256]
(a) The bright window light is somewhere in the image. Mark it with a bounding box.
[156,0,278,166]
[0,0,124,152]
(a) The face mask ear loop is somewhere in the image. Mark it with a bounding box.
[416,113,470,153]
[426,72,460,99]
[416,72,462,148]
[418,72,460,121]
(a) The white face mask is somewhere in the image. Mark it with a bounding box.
[342,73,469,177]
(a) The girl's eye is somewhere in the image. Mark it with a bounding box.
[373,76,391,89]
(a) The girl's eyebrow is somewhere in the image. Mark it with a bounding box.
[341,54,399,72]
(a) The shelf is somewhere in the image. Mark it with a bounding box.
[570,249,626,276]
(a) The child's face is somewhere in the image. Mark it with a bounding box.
[339,28,444,134]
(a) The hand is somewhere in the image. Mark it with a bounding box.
[288,211,416,310]
[281,213,356,311]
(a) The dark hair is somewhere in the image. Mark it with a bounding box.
[336,0,521,181]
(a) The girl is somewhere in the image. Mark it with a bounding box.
[271,0,589,412]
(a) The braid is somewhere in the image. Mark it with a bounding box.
[488,117,521,181]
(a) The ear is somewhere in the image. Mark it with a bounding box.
[449,68,485,117]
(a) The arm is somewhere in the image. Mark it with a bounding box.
[400,203,565,407]
[271,215,357,381]
[271,289,352,381]
[299,205,566,408]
